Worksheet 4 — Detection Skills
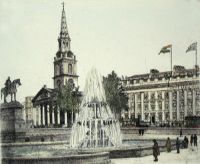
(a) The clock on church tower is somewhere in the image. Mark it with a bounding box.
[53,4,78,89]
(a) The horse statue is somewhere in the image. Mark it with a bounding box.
[1,78,21,103]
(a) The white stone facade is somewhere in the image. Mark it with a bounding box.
[123,66,200,125]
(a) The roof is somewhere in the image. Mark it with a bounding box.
[125,65,199,81]
[32,85,83,106]
[32,86,54,103]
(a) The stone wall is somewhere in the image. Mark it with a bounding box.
[121,127,200,136]
[1,152,110,164]
[109,144,177,158]
[24,128,71,142]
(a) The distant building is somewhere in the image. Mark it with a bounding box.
[32,5,80,128]
[122,65,200,125]
[24,96,35,125]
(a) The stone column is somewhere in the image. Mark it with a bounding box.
[141,92,144,121]
[162,111,165,122]
[177,90,180,120]
[155,92,158,111]
[47,105,50,126]
[33,107,37,126]
[134,93,138,118]
[162,91,165,122]
[192,90,196,115]
[42,105,45,125]
[128,94,131,119]
[155,112,158,123]
[40,105,43,125]
[148,92,151,111]
[169,91,173,122]
[184,90,187,117]
[64,111,68,127]
[52,108,55,125]
[128,110,131,119]
[155,92,158,122]
[38,106,41,126]
[148,92,152,124]
[57,108,60,124]
[148,113,151,122]
[71,111,74,124]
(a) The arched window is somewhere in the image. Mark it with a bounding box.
[68,64,72,74]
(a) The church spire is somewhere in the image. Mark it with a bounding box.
[54,2,78,89]
[60,2,69,37]
[58,2,71,53]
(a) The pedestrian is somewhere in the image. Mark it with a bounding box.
[139,128,141,135]
[194,134,198,147]
[176,137,180,154]
[142,129,144,136]
[190,134,194,146]
[180,129,183,137]
[165,137,171,152]
[152,139,160,162]
[184,136,189,148]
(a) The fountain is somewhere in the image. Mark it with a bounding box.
[70,68,122,148]
[0,71,178,164]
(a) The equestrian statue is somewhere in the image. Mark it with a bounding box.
[1,77,21,103]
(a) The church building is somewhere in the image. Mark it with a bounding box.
[32,4,79,127]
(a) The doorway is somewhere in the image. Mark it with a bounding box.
[151,116,155,124]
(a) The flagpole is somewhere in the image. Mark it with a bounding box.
[171,45,172,76]
[196,42,198,76]
[168,45,172,88]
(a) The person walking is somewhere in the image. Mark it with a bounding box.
[165,137,171,152]
[139,128,141,135]
[153,139,160,162]
[176,137,180,154]
[184,136,189,148]
[190,134,194,146]
[194,134,198,147]
[180,128,183,137]
[142,129,144,136]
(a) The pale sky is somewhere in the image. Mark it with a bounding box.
[0,0,200,103]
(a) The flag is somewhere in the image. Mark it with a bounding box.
[186,42,197,53]
[158,44,172,55]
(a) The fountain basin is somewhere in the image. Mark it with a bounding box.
[78,139,177,158]
[1,141,110,164]
[1,139,179,164]
[1,152,110,164]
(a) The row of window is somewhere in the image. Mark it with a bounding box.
[55,63,73,75]
[56,78,74,88]
[129,89,199,103]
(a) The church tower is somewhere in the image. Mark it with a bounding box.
[53,4,78,89]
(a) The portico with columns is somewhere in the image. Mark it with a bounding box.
[32,86,69,127]
[123,65,200,125]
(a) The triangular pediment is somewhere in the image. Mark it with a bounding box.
[32,87,54,103]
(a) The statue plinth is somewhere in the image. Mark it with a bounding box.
[0,101,26,143]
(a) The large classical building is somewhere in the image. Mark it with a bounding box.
[31,5,79,127]
[122,65,200,125]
